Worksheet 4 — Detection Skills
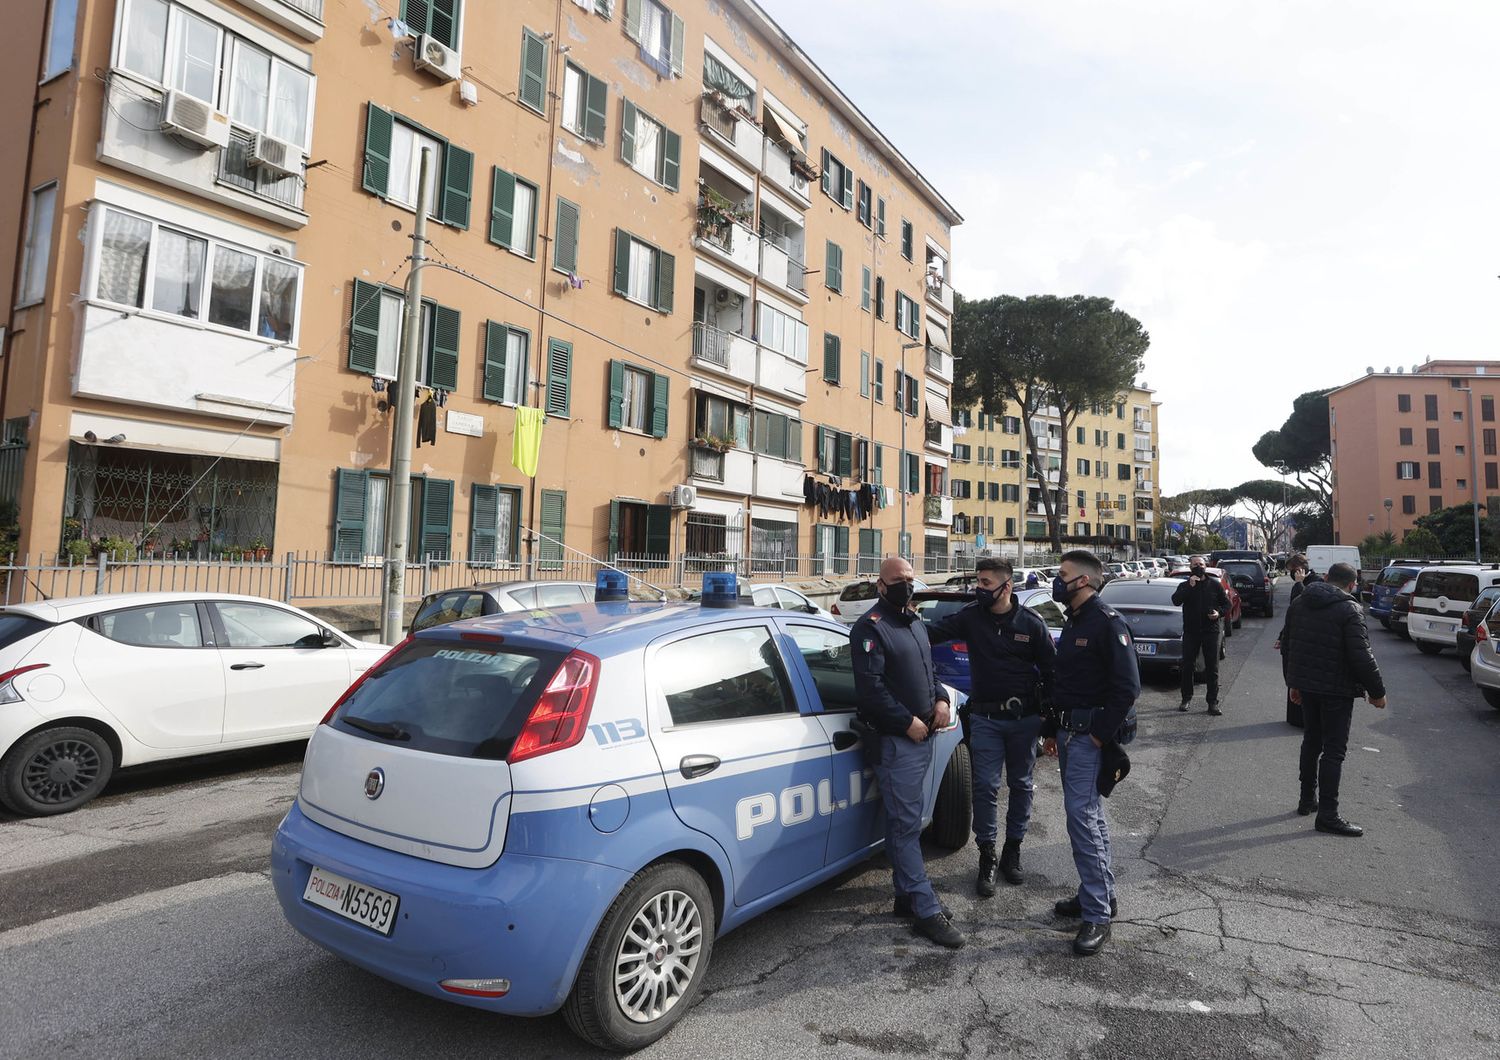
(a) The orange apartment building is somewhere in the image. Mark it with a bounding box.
[1328,360,1500,545]
[0,0,962,581]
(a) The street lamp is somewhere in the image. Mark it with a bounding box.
[899,341,924,561]
[1383,497,1393,536]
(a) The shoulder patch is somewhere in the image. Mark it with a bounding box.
[869,610,882,623]
[1118,632,1130,646]
[863,638,875,653]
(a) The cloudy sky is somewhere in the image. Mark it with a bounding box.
[764,0,1500,495]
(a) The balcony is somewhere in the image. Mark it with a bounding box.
[694,213,759,276]
[689,445,753,494]
[761,138,813,206]
[1135,479,1154,493]
[753,454,806,503]
[1133,417,1151,431]
[238,0,324,39]
[925,272,954,313]
[756,346,807,403]
[699,93,763,171]
[1134,448,1154,463]
[758,240,809,302]
[691,322,756,383]
[925,495,953,526]
[924,344,953,383]
[925,419,953,455]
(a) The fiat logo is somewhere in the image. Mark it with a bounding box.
[364,768,385,800]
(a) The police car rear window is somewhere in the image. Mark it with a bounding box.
[1418,571,1478,601]
[331,639,565,759]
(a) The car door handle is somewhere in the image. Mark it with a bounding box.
[833,729,861,751]
[679,755,720,780]
[230,662,265,670]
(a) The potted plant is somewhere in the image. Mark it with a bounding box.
[691,431,732,454]
[64,539,90,566]
[249,537,270,562]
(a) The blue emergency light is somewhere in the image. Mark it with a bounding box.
[594,569,629,602]
[700,571,739,608]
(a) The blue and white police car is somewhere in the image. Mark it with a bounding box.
[271,573,972,1051]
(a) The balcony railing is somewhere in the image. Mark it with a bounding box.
[1135,479,1154,492]
[691,321,732,368]
[699,93,736,141]
[689,446,725,482]
[925,272,954,313]
[218,128,305,211]
[278,0,323,15]
[696,212,760,274]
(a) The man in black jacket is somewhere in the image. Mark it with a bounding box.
[851,557,962,949]
[928,558,1056,895]
[1281,562,1388,837]
[1171,556,1231,714]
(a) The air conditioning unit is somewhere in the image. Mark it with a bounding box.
[713,288,744,308]
[247,133,301,177]
[791,172,808,195]
[159,90,232,150]
[414,34,461,82]
[669,484,698,509]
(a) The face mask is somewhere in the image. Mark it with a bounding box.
[882,579,914,609]
[1052,575,1083,603]
[1190,566,1206,577]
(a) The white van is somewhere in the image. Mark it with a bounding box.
[1409,565,1500,654]
[1305,545,1362,576]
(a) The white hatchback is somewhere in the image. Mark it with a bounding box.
[0,592,388,816]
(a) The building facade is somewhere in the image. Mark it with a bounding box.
[945,387,1161,560]
[1,0,961,580]
[1328,360,1500,545]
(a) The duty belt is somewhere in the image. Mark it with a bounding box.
[968,695,1039,720]
[1059,706,1099,733]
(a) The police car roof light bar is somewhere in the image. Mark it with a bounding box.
[595,569,630,602]
[701,571,739,608]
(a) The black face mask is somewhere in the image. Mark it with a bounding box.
[882,579,914,609]
[1190,566,1206,577]
[975,582,1009,609]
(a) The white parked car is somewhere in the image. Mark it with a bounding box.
[830,576,931,625]
[1408,566,1500,655]
[750,583,834,618]
[0,593,388,816]
[1467,600,1500,709]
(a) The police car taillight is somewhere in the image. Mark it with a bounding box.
[952,642,968,654]
[508,650,600,764]
[320,636,412,725]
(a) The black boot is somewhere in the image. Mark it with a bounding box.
[975,843,998,897]
[1296,789,1318,816]
[999,837,1024,885]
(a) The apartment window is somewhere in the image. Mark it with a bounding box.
[552,197,580,273]
[820,149,854,209]
[695,393,749,450]
[608,360,667,436]
[902,452,920,494]
[18,184,57,306]
[624,0,684,77]
[814,427,852,476]
[1427,427,1440,455]
[1399,427,1413,446]
[1077,458,1090,476]
[1001,417,1020,435]
[874,359,885,403]
[1485,428,1497,455]
[518,28,549,113]
[1485,396,1496,422]
[561,61,608,142]
[486,168,538,257]
[856,180,872,227]
[333,468,453,563]
[859,350,870,398]
[227,39,312,150]
[1000,449,1020,468]
[823,333,841,384]
[482,322,529,405]
[1076,426,1086,444]
[469,483,522,566]
[752,410,801,461]
[874,276,886,319]
[1428,461,1442,488]
[1115,433,1124,449]
[861,267,871,311]
[1116,403,1125,418]
[348,281,458,389]
[1002,484,1020,502]
[1425,394,1438,420]
[1397,393,1411,413]
[543,338,573,417]
[621,101,681,191]
[44,0,79,80]
[363,105,473,228]
[894,292,920,339]
[824,241,843,292]
[1117,463,1131,480]
[1396,461,1419,480]
[1488,464,1499,491]
[612,229,675,312]
[1402,495,1415,514]
[756,302,809,363]
[400,0,461,49]
[1454,410,1465,422]
[900,219,913,261]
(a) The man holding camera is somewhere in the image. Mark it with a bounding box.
[1172,556,1230,715]
[928,558,1056,896]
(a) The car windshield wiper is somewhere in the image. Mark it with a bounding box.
[342,716,411,741]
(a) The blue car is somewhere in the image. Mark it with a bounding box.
[271,574,971,1052]
[915,587,1068,695]
[1370,564,1423,628]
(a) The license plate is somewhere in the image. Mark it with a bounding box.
[1134,642,1157,655]
[303,866,400,936]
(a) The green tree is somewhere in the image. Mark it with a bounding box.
[1401,526,1441,556]
[1290,508,1333,550]
[1252,390,1333,519]
[1232,479,1314,553]
[1164,488,1238,537]
[1413,502,1484,556]
[954,293,1148,551]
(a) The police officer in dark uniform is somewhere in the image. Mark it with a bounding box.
[927,557,1056,896]
[1043,549,1141,956]
[1172,555,1230,715]
[850,556,963,949]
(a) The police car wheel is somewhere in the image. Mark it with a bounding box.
[563,860,715,1051]
[927,742,972,851]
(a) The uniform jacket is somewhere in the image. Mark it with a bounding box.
[927,600,1056,705]
[1171,574,1230,634]
[851,597,943,736]
[1050,594,1142,742]
[1280,580,1385,700]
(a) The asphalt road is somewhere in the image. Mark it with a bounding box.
[3,579,1499,1059]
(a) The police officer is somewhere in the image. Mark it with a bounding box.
[1043,549,1141,956]
[850,556,963,950]
[1172,555,1230,715]
[927,558,1056,896]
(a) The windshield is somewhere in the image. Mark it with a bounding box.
[1220,561,1265,580]
[1100,582,1181,606]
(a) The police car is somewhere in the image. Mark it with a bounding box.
[271,572,971,1051]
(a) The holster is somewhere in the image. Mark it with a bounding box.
[849,717,882,766]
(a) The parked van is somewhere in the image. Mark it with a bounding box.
[1408,565,1500,654]
[1304,545,1362,576]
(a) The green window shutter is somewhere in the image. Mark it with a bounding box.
[820,148,831,197]
[662,129,681,191]
[620,100,637,165]
[860,350,869,397]
[875,276,885,318]
[428,303,461,391]
[649,372,669,438]
[607,360,625,427]
[539,489,566,569]
[441,144,473,229]
[489,167,516,247]
[788,419,801,463]
[553,197,580,272]
[646,504,671,558]
[348,279,382,374]
[836,433,851,477]
[546,338,572,416]
[401,0,431,36]
[824,241,841,291]
[470,484,499,563]
[362,103,393,196]
[427,0,457,48]
[583,73,608,142]
[814,426,826,472]
[482,321,509,402]
[842,168,854,210]
[607,498,621,558]
[834,525,849,573]
[333,468,368,560]
[874,444,883,485]
[624,0,643,42]
[669,14,685,76]
[858,528,874,555]
[520,30,548,113]
[613,229,632,296]
[876,197,886,238]
[861,267,871,310]
[419,477,453,561]
[654,248,675,313]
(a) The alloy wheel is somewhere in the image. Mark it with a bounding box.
[613,889,704,1024]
